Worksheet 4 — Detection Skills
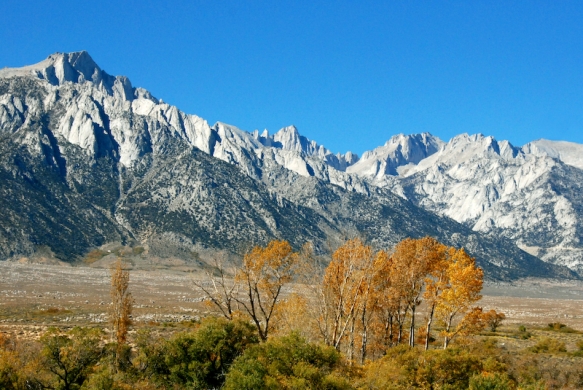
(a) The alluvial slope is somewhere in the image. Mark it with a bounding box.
[0,51,576,280]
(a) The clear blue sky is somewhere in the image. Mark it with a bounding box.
[2,1,582,155]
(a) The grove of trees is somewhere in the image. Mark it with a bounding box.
[8,236,565,390]
[202,237,488,363]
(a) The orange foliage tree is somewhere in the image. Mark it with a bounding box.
[370,250,398,350]
[390,237,446,347]
[319,236,488,356]
[319,238,374,358]
[484,309,506,332]
[434,248,484,348]
[197,236,489,355]
[234,240,299,341]
[422,241,450,350]
[110,259,133,346]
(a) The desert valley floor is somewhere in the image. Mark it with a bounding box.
[2,261,583,351]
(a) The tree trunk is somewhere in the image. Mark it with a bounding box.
[360,307,368,364]
[443,316,453,349]
[397,322,403,344]
[388,316,394,347]
[409,305,416,347]
[384,313,394,349]
[348,316,356,363]
[425,304,435,351]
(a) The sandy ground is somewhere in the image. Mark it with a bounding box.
[2,262,583,340]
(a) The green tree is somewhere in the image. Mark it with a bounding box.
[224,333,352,390]
[38,327,104,390]
[135,317,258,389]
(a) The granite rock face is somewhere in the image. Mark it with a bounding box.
[0,51,577,280]
[353,134,583,273]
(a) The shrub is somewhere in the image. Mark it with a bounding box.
[136,317,258,389]
[84,249,108,264]
[469,372,513,390]
[484,310,506,332]
[571,339,583,357]
[516,325,531,339]
[363,346,485,390]
[223,332,351,390]
[529,337,566,354]
[517,381,547,390]
[547,322,566,331]
[546,322,578,333]
[0,349,20,390]
[416,348,483,390]
[361,345,421,389]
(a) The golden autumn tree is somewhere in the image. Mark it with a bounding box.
[279,242,327,343]
[370,243,413,348]
[355,249,393,363]
[390,237,442,347]
[370,250,397,350]
[109,258,133,371]
[272,293,315,340]
[434,248,484,349]
[422,241,449,350]
[234,240,299,341]
[320,237,374,359]
[484,309,506,332]
[352,248,384,364]
[384,270,410,346]
[110,258,133,346]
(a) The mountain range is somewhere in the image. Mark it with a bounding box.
[0,51,581,280]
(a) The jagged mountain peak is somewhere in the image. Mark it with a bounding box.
[2,51,583,278]
[276,124,299,135]
[382,132,444,157]
[0,51,134,101]
[428,133,521,163]
[384,132,440,147]
[272,125,314,153]
[248,124,309,152]
[398,134,522,179]
[48,51,101,82]
[1,51,99,84]
[347,133,444,177]
[248,124,359,171]
[448,132,500,150]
